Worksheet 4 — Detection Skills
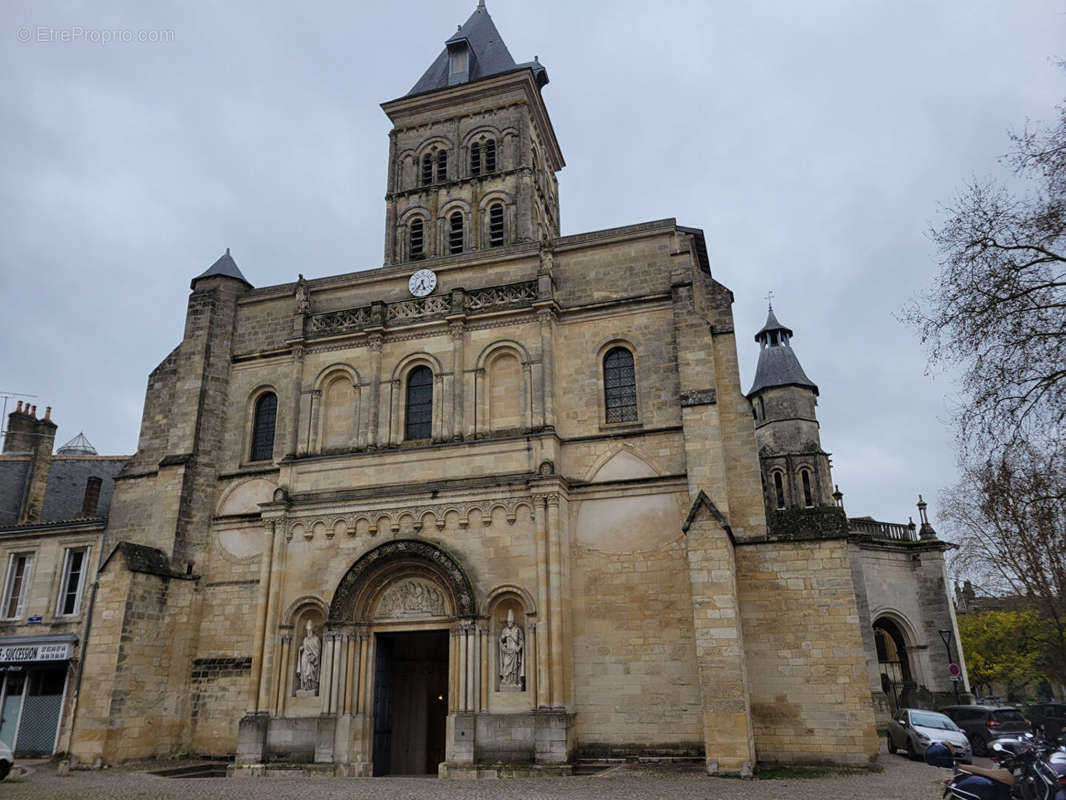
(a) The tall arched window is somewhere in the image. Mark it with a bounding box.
[603,347,637,423]
[250,392,277,461]
[470,141,481,176]
[484,139,496,172]
[773,471,786,510]
[421,153,433,186]
[409,218,424,260]
[449,211,464,254]
[489,203,504,247]
[436,150,447,182]
[800,469,814,507]
[405,366,433,440]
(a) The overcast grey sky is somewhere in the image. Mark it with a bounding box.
[2,1,1063,533]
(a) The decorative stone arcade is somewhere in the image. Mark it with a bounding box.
[235,539,570,777]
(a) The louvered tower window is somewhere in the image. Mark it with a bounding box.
[421,153,433,186]
[449,212,464,254]
[250,392,277,461]
[484,139,496,172]
[774,472,786,510]
[405,366,433,440]
[470,142,481,176]
[603,347,637,423]
[489,203,505,247]
[801,469,814,507]
[437,150,447,182]
[409,218,424,260]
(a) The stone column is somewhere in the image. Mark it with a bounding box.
[356,634,370,714]
[275,634,292,716]
[537,308,555,429]
[320,633,336,715]
[532,494,551,708]
[457,624,469,711]
[287,344,304,457]
[546,494,566,708]
[450,320,465,440]
[344,634,357,714]
[366,333,383,449]
[247,520,278,713]
[257,522,287,713]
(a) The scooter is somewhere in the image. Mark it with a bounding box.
[928,736,1066,800]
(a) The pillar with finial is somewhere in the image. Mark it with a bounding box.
[832,484,844,508]
[917,494,937,540]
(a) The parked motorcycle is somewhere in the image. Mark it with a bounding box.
[927,734,1066,800]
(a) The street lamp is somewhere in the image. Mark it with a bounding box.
[939,628,961,703]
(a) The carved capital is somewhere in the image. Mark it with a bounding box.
[367,332,383,352]
[449,320,465,341]
[535,307,556,326]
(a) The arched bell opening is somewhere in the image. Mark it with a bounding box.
[325,540,478,776]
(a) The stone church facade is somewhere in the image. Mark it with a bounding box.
[60,4,968,776]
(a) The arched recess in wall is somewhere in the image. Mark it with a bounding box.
[399,206,431,263]
[475,341,530,434]
[872,611,921,711]
[314,365,360,453]
[284,596,329,700]
[482,585,536,696]
[478,191,511,249]
[329,539,476,624]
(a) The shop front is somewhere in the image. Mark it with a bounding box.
[0,634,77,756]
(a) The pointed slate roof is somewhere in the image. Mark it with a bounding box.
[407,2,548,96]
[56,432,97,455]
[747,306,819,397]
[190,248,251,289]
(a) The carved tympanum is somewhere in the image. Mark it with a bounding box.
[374,578,446,619]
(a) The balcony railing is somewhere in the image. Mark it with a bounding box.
[848,516,918,542]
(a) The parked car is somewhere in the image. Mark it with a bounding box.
[940,704,1031,756]
[887,708,973,762]
[1026,702,1066,740]
[0,740,12,781]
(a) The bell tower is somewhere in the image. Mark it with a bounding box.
[747,305,836,514]
[380,2,564,265]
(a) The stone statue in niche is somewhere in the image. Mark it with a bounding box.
[376,579,446,618]
[498,608,525,691]
[295,619,321,696]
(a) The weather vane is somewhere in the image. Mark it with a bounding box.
[764,289,774,307]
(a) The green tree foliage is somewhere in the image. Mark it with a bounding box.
[958,609,1049,699]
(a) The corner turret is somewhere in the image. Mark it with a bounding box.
[747,305,835,514]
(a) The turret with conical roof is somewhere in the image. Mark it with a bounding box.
[380,2,564,264]
[747,305,835,512]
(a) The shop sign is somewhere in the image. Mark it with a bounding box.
[0,643,70,662]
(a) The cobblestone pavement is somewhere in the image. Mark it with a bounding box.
[3,743,966,800]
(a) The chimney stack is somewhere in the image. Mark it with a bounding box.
[16,404,58,524]
[4,401,38,453]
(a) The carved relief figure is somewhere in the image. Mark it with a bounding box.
[498,608,525,690]
[376,579,446,618]
[295,619,321,695]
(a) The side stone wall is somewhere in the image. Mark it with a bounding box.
[736,539,879,766]
[569,537,703,757]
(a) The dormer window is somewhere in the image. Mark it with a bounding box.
[447,39,470,86]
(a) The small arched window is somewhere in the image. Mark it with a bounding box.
[800,469,814,507]
[250,392,277,462]
[421,153,433,186]
[603,347,637,423]
[449,211,464,254]
[436,150,447,182]
[484,139,496,172]
[470,141,481,176]
[489,203,504,247]
[773,471,786,510]
[405,366,433,440]
[409,218,424,260]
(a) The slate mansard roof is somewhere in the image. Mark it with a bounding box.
[407,2,548,97]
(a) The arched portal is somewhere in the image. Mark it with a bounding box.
[328,540,477,776]
[873,617,914,712]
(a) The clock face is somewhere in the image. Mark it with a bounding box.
[408,268,437,298]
